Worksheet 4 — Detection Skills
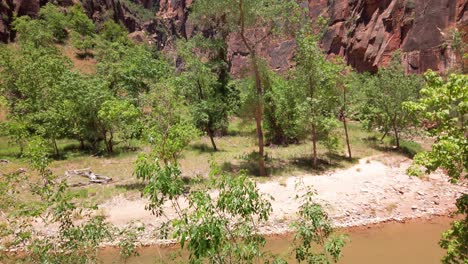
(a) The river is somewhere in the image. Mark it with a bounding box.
[99,216,452,264]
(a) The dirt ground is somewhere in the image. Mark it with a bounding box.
[94,154,466,245]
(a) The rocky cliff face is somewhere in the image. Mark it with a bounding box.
[321,0,467,73]
[0,0,466,74]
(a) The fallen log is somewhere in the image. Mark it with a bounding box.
[65,168,112,184]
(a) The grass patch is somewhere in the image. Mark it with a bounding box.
[0,120,432,204]
[395,139,424,158]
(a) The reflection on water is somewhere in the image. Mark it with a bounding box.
[100,217,452,264]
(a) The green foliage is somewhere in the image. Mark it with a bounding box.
[141,80,198,164]
[135,160,274,263]
[119,0,158,22]
[0,35,73,154]
[176,36,235,150]
[0,138,137,263]
[117,225,145,262]
[191,0,303,37]
[97,42,171,100]
[68,4,96,55]
[70,30,95,55]
[98,99,141,153]
[405,71,467,263]
[406,72,467,181]
[192,0,305,176]
[99,20,129,44]
[12,16,55,49]
[395,139,423,158]
[292,188,348,263]
[0,10,173,155]
[135,159,347,264]
[68,4,96,36]
[359,53,422,148]
[292,28,343,164]
[439,195,467,264]
[262,70,306,145]
[39,3,69,43]
[56,71,112,151]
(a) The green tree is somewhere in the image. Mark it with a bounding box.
[57,71,111,151]
[97,42,171,102]
[449,29,466,73]
[405,71,467,264]
[99,20,129,44]
[68,4,96,57]
[192,0,302,176]
[135,160,347,264]
[39,3,69,43]
[141,79,198,164]
[259,69,305,145]
[68,4,95,36]
[361,54,422,148]
[293,30,342,167]
[176,37,234,151]
[12,16,55,49]
[0,26,71,156]
[98,99,141,153]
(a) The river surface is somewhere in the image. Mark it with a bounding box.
[100,217,452,264]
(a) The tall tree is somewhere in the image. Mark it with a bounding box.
[191,0,302,176]
[0,17,71,155]
[293,30,341,168]
[176,36,235,151]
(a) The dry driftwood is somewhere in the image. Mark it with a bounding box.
[65,168,112,184]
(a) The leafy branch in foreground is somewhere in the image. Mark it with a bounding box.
[405,71,467,264]
[292,185,349,264]
[135,157,347,263]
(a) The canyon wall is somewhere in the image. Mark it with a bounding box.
[0,0,466,73]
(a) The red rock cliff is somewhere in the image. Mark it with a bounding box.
[321,0,467,73]
[0,0,466,74]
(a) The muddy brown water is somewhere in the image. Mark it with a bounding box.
[100,217,453,264]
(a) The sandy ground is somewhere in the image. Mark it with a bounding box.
[96,155,466,244]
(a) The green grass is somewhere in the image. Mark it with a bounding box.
[0,120,428,204]
[395,139,424,158]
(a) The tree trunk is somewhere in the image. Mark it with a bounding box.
[342,88,352,159]
[393,124,400,149]
[380,130,388,142]
[343,117,352,159]
[52,138,59,157]
[238,0,266,176]
[108,131,114,153]
[197,79,218,152]
[207,127,218,151]
[252,58,266,176]
[79,138,85,150]
[312,124,318,168]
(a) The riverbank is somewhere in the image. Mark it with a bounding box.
[91,154,465,246]
[98,216,455,264]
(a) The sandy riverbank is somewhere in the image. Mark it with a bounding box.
[92,154,466,246]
